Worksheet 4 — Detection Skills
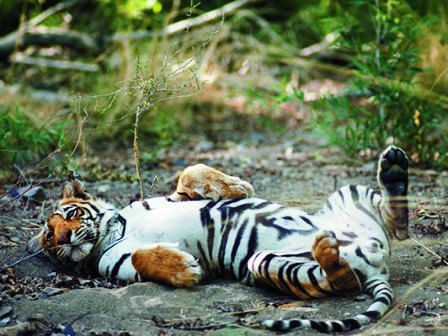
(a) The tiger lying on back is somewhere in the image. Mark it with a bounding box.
[28,146,410,333]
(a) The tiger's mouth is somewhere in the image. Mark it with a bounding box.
[55,241,94,263]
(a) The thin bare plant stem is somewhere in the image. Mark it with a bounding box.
[133,105,144,200]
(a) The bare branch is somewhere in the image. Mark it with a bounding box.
[0,0,83,56]
[10,54,99,72]
[113,0,256,41]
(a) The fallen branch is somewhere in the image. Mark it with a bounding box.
[112,0,256,41]
[1,250,44,272]
[0,0,83,56]
[18,27,97,53]
[10,54,99,72]
[298,32,340,57]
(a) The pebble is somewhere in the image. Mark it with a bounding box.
[0,306,12,319]
[30,287,66,300]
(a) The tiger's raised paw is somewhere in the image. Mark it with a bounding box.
[168,164,254,201]
[312,231,361,293]
[312,230,341,269]
[131,243,203,287]
[378,145,409,197]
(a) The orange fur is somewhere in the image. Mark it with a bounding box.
[169,164,254,201]
[45,214,80,247]
[131,246,200,287]
[312,232,361,294]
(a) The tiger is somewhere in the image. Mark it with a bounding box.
[27,145,410,333]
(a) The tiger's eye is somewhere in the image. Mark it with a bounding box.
[66,209,78,220]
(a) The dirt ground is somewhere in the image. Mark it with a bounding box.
[1,131,447,336]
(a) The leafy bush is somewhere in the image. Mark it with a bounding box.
[0,106,66,171]
[305,0,448,167]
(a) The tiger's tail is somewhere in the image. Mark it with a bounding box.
[261,278,393,333]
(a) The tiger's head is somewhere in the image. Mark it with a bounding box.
[28,176,112,264]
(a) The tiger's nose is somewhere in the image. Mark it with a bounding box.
[57,230,72,245]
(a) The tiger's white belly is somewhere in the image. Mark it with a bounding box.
[105,196,390,281]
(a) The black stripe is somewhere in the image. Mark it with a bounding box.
[200,201,218,260]
[337,189,345,205]
[373,296,390,305]
[134,272,140,282]
[310,320,328,332]
[197,242,210,272]
[218,220,233,272]
[105,266,110,277]
[218,198,246,207]
[230,220,248,263]
[350,185,379,223]
[307,265,334,296]
[271,251,313,259]
[83,201,100,213]
[252,201,273,210]
[117,215,127,236]
[325,200,333,211]
[299,216,317,228]
[342,231,358,239]
[259,253,277,289]
[331,321,344,332]
[110,253,131,279]
[98,239,126,265]
[341,318,361,330]
[277,262,295,295]
[361,310,381,320]
[355,246,374,266]
[238,225,258,280]
[288,264,315,299]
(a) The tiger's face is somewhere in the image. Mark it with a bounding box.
[39,201,100,263]
[28,176,102,264]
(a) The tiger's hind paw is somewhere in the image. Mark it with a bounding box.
[378,145,409,197]
[312,230,340,269]
[312,231,362,293]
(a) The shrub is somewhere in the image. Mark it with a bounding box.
[0,106,66,172]
[305,0,448,167]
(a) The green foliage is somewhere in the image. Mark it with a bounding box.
[307,0,447,166]
[95,0,165,31]
[0,106,67,170]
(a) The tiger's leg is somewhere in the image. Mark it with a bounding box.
[131,243,203,287]
[377,145,409,240]
[168,164,254,201]
[248,231,361,299]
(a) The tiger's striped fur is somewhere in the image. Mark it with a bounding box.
[28,145,409,333]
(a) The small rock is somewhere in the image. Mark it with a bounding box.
[36,287,66,299]
[97,185,111,194]
[0,306,12,319]
[22,186,46,204]
[0,322,35,336]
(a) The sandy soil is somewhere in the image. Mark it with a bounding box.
[1,133,447,335]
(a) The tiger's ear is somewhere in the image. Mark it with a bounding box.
[62,171,92,200]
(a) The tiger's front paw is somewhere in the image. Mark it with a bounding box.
[169,164,254,201]
[378,145,409,197]
[131,244,203,287]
